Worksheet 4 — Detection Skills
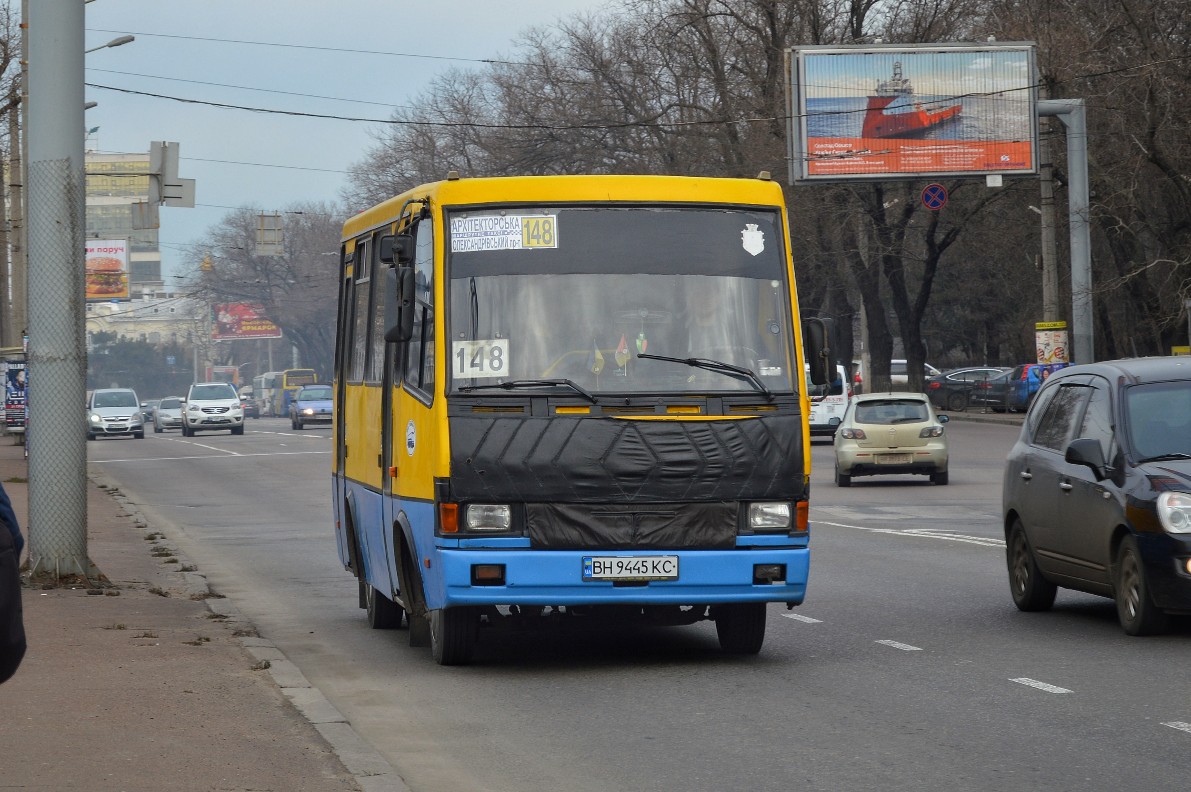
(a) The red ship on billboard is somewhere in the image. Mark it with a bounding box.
[861,61,961,139]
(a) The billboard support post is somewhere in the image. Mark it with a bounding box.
[1038,99,1091,364]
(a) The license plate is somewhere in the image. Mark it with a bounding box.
[876,453,912,464]
[583,555,678,581]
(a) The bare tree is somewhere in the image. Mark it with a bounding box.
[183,203,343,380]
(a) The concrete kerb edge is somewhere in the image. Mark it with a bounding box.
[86,470,412,792]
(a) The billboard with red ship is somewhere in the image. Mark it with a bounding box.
[211,303,282,341]
[786,44,1038,182]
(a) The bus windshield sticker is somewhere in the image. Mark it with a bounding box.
[450,215,558,253]
[741,223,765,256]
[453,339,510,379]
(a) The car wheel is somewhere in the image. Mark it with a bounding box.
[1114,535,1169,636]
[232,425,244,436]
[1007,520,1057,611]
[946,391,968,412]
[714,602,767,654]
[134,431,145,439]
[430,607,479,665]
[154,423,162,433]
[182,425,192,437]
[835,463,851,487]
[931,470,949,485]
[87,433,96,441]
[365,584,404,629]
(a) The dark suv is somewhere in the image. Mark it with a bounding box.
[1002,357,1191,634]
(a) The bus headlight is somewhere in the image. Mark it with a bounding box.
[466,504,512,532]
[749,502,791,531]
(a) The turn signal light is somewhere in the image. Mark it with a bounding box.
[439,503,459,533]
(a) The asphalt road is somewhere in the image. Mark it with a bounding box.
[88,417,1191,792]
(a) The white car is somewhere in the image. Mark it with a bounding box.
[182,382,244,436]
[806,364,852,439]
[153,396,185,432]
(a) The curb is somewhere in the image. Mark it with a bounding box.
[101,475,412,792]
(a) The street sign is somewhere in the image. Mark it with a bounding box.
[921,183,948,210]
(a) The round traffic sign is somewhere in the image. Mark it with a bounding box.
[922,183,948,211]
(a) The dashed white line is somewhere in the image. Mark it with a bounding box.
[817,520,1006,548]
[876,639,922,651]
[780,613,822,623]
[1010,677,1071,694]
[91,450,331,463]
[1162,721,1191,734]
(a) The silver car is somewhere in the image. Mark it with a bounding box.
[833,391,949,486]
[87,388,145,440]
[153,396,184,432]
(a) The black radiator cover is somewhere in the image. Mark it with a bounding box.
[448,413,805,504]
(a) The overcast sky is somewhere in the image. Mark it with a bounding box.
[82,0,613,285]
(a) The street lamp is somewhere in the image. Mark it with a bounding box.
[84,34,134,54]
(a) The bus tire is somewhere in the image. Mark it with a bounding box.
[430,607,479,666]
[365,584,403,630]
[714,603,766,654]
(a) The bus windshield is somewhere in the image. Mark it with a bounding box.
[447,206,795,395]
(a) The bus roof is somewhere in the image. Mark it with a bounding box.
[342,173,785,241]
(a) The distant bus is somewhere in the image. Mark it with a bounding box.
[271,368,317,417]
[253,371,281,416]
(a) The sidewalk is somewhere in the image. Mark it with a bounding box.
[0,439,404,791]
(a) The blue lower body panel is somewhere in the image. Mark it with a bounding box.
[429,545,809,609]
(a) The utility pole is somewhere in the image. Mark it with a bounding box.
[25,0,99,581]
[1038,118,1060,323]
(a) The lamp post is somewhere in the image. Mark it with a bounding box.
[84,34,134,54]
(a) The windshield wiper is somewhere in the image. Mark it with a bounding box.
[637,353,772,401]
[457,378,597,403]
[1137,452,1191,463]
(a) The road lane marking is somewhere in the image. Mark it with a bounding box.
[875,639,922,651]
[1010,677,1071,694]
[817,521,1005,548]
[1162,722,1191,734]
[781,613,822,623]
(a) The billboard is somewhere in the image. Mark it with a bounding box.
[212,303,283,341]
[787,43,1038,182]
[85,238,131,301]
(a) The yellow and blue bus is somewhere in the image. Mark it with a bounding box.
[270,368,317,418]
[332,174,831,664]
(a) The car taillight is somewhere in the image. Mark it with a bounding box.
[927,382,940,390]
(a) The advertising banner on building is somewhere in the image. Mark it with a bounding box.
[787,43,1038,182]
[85,238,131,301]
[212,303,283,341]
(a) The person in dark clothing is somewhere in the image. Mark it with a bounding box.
[0,481,25,684]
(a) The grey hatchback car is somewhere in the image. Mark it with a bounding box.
[1002,357,1191,635]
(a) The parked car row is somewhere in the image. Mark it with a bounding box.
[926,363,1069,413]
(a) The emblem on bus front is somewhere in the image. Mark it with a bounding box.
[741,224,765,256]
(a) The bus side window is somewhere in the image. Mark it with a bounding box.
[348,239,370,383]
[405,221,435,397]
[367,234,387,384]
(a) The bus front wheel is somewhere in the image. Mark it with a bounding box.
[714,603,766,654]
[430,607,479,665]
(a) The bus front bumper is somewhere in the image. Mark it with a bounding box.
[428,545,809,609]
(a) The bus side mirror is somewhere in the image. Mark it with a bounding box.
[384,266,416,343]
[378,233,415,266]
[803,317,836,387]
